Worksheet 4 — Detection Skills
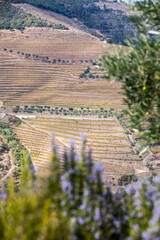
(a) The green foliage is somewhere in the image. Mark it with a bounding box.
[118,174,138,186]
[8,117,22,126]
[0,142,8,153]
[0,2,68,30]
[100,0,160,144]
[0,121,27,183]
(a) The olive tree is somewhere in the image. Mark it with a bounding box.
[100,0,160,144]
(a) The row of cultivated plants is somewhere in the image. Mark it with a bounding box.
[0,136,159,239]
[1,47,97,65]
[12,105,115,118]
[79,67,104,79]
[0,121,27,189]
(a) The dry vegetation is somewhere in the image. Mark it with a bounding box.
[0,52,124,109]
[0,27,110,60]
[18,115,148,184]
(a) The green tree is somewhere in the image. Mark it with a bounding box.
[100,0,160,144]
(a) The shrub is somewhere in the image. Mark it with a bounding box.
[0,138,160,239]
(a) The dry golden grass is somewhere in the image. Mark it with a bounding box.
[0,52,124,109]
[10,116,148,183]
[25,116,140,162]
[0,27,118,60]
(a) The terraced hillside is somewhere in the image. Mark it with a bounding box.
[0,2,152,186]
[0,27,112,61]
[0,52,124,109]
[22,115,149,184]
[11,121,66,171]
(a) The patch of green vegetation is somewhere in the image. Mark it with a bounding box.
[8,117,22,126]
[0,142,8,153]
[118,174,138,186]
[0,121,28,187]
[0,2,68,30]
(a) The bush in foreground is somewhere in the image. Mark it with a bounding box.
[0,137,159,239]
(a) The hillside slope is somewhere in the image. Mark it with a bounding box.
[13,3,96,35]
[11,0,135,44]
[0,2,68,30]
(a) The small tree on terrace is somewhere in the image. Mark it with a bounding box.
[100,0,160,145]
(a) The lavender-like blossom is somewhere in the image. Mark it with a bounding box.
[95,162,104,173]
[81,133,86,143]
[77,217,84,225]
[94,232,100,240]
[142,231,152,240]
[152,176,160,184]
[61,176,72,193]
[94,207,101,221]
[0,192,7,200]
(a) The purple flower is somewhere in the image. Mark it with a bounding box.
[125,185,133,196]
[78,217,84,225]
[61,176,72,193]
[94,232,100,240]
[149,204,160,226]
[69,139,75,147]
[75,154,82,162]
[0,193,7,200]
[130,210,135,217]
[62,211,67,216]
[81,133,86,143]
[153,176,160,184]
[94,207,100,221]
[114,220,120,229]
[71,217,76,223]
[80,203,86,210]
[95,163,103,173]
[134,224,139,231]
[142,231,151,240]
[137,212,142,218]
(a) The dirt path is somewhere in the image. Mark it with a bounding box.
[15,113,116,121]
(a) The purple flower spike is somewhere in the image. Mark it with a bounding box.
[69,139,75,147]
[94,232,100,240]
[95,163,103,173]
[142,231,151,240]
[78,217,84,225]
[153,176,160,184]
[0,193,7,200]
[81,133,86,143]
